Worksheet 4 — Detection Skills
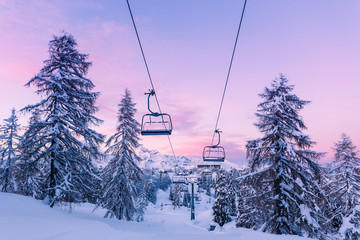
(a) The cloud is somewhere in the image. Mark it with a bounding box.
[170,107,201,132]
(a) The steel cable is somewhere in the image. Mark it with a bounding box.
[126,0,177,166]
[211,0,248,145]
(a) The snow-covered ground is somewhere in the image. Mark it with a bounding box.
[0,191,310,240]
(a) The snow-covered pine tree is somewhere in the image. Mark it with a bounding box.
[182,189,191,208]
[236,176,263,229]
[28,108,41,124]
[159,171,171,191]
[213,169,231,227]
[139,170,158,205]
[228,169,237,217]
[171,184,182,208]
[135,184,148,222]
[325,134,360,234]
[0,108,21,193]
[98,88,142,221]
[169,185,174,201]
[206,182,211,196]
[145,178,157,205]
[17,109,46,198]
[199,170,212,196]
[237,74,324,237]
[21,33,104,207]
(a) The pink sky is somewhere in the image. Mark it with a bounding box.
[0,0,359,165]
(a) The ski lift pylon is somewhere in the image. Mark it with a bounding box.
[141,89,173,136]
[202,129,225,162]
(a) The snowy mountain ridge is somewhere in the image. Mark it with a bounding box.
[137,147,240,171]
[137,147,194,171]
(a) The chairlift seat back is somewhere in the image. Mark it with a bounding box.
[203,145,225,162]
[141,113,173,136]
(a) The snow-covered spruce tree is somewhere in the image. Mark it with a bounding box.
[325,134,360,234]
[159,171,171,191]
[237,74,324,237]
[169,185,174,201]
[199,170,212,196]
[145,178,157,205]
[21,33,104,207]
[138,169,158,205]
[237,176,263,229]
[28,108,42,125]
[0,108,21,193]
[183,191,191,208]
[135,184,148,222]
[98,89,142,221]
[213,169,231,227]
[228,169,237,217]
[17,109,46,198]
[171,184,182,208]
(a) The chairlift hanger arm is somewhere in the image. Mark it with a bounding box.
[214,129,221,147]
[145,89,157,115]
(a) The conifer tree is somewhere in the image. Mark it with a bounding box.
[98,89,142,221]
[169,185,174,201]
[228,169,237,217]
[213,169,231,226]
[182,189,191,208]
[139,170,158,205]
[0,108,21,193]
[28,108,41,125]
[199,170,212,196]
[145,178,157,205]
[159,171,171,191]
[171,184,182,208]
[17,109,46,198]
[237,75,324,237]
[325,134,360,234]
[237,179,262,229]
[135,184,148,222]
[21,33,104,206]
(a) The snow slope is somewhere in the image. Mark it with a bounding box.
[0,191,311,240]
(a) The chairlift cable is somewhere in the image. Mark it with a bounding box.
[211,0,248,145]
[126,0,177,164]
[126,0,158,108]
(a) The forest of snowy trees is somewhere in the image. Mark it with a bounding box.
[1,33,360,240]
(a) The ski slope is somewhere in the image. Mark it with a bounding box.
[0,191,310,240]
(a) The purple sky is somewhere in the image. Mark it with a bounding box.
[0,0,359,165]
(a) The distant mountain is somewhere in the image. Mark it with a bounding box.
[137,147,195,171]
[137,147,240,171]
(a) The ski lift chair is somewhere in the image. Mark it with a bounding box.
[202,129,225,162]
[141,90,173,136]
